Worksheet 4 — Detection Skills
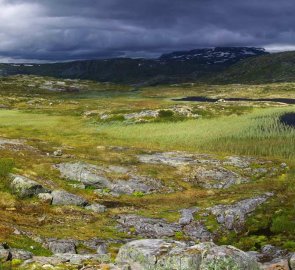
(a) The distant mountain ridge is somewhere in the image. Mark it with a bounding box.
[0,47,270,84]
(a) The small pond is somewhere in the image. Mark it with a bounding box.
[280,113,295,128]
[173,96,295,104]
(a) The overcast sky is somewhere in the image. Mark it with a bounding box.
[0,0,295,62]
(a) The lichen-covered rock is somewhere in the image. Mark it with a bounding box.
[10,174,49,198]
[55,162,164,194]
[191,166,248,189]
[48,240,77,254]
[116,239,261,270]
[138,152,198,167]
[55,162,111,188]
[51,190,88,206]
[179,207,199,225]
[209,194,273,231]
[110,175,163,195]
[10,248,33,260]
[182,221,213,241]
[85,203,107,213]
[117,215,181,238]
[37,193,53,204]
[54,253,109,265]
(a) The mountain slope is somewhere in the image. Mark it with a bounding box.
[210,51,295,83]
[0,47,268,84]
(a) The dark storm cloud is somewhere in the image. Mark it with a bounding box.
[0,0,295,62]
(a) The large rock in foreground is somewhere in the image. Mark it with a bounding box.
[51,190,88,206]
[116,239,261,270]
[10,174,48,198]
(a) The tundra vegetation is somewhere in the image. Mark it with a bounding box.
[0,75,294,269]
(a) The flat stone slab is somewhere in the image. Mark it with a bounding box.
[208,193,273,231]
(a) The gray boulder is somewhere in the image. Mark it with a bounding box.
[117,214,181,238]
[179,207,199,225]
[209,194,273,231]
[55,162,111,188]
[138,152,197,167]
[10,174,48,198]
[183,221,213,241]
[48,240,76,254]
[0,244,33,261]
[10,248,33,260]
[111,175,163,195]
[54,253,109,265]
[37,193,53,204]
[85,203,107,213]
[116,239,261,270]
[51,190,88,206]
[191,166,248,189]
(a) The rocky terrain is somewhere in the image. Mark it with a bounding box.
[0,76,294,269]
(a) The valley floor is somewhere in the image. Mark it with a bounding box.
[0,75,294,269]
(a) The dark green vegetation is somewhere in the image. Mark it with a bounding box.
[0,47,268,84]
[3,48,295,85]
[0,75,294,266]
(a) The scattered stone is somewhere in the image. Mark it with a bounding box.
[85,203,107,213]
[223,156,253,168]
[10,248,33,260]
[56,162,164,195]
[117,214,181,238]
[110,176,163,195]
[37,193,53,204]
[182,221,213,241]
[55,162,111,188]
[53,149,63,157]
[48,240,76,254]
[51,190,88,206]
[179,207,199,225]
[116,239,261,270]
[124,110,159,120]
[191,166,248,189]
[209,194,273,231]
[10,174,49,198]
[138,152,197,167]
[54,253,109,265]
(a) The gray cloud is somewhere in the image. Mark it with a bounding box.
[0,0,295,62]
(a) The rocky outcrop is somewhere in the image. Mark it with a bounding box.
[51,190,88,206]
[137,151,200,167]
[55,162,164,195]
[116,239,261,270]
[85,203,107,213]
[10,174,49,198]
[137,151,285,189]
[55,162,111,188]
[117,214,212,241]
[191,165,248,189]
[179,207,199,225]
[48,239,76,254]
[0,243,33,261]
[117,214,181,238]
[208,193,273,231]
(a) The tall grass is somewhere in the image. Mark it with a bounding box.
[99,107,295,159]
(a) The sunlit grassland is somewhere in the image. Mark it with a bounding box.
[0,107,294,160]
[99,107,295,159]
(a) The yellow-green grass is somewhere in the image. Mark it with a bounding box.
[99,107,295,159]
[0,107,294,160]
